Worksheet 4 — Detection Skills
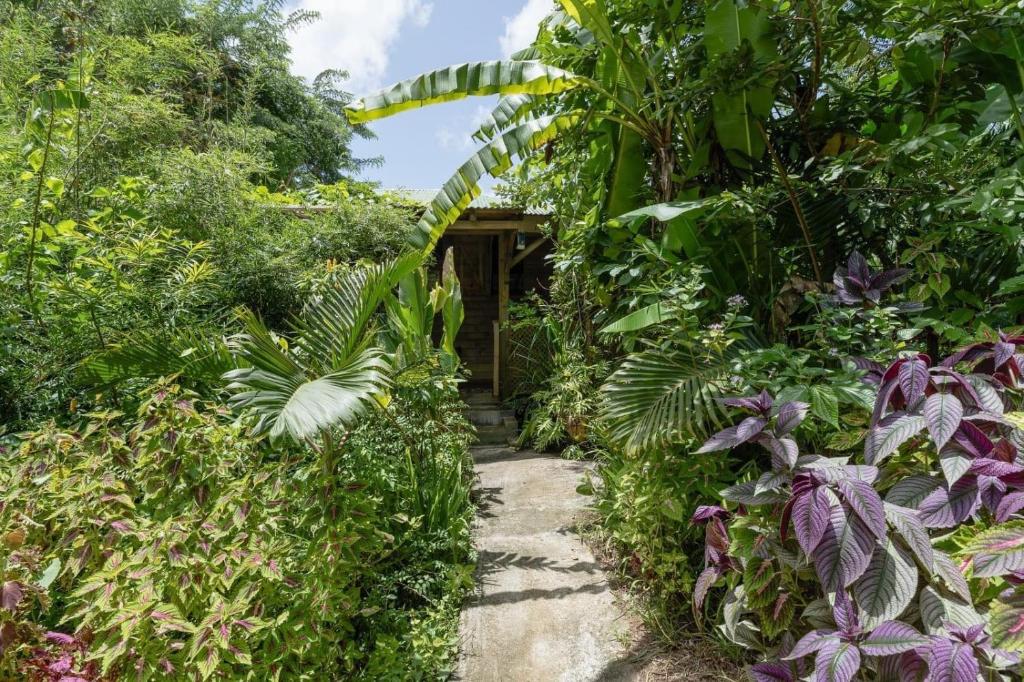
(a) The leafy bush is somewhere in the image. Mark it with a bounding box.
[0,376,474,680]
[693,335,1024,680]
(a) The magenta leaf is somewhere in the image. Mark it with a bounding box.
[1,581,23,612]
[793,487,831,555]
[836,478,886,539]
[692,505,729,523]
[749,661,794,682]
[812,505,874,591]
[693,566,721,614]
[884,503,935,569]
[759,434,799,471]
[860,621,930,656]
[697,417,767,453]
[923,393,963,452]
[994,341,1015,370]
[996,491,1024,522]
[952,421,993,458]
[917,477,981,529]
[864,414,926,465]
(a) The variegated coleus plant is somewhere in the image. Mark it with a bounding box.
[692,335,1024,682]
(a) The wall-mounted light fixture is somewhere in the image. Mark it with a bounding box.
[515,231,527,250]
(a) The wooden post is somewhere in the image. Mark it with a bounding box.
[492,320,500,398]
[497,232,511,399]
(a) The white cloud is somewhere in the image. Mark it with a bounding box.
[499,0,551,58]
[287,0,434,93]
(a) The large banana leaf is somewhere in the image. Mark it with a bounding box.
[601,345,739,453]
[704,0,777,161]
[557,0,614,47]
[472,95,535,142]
[410,113,580,252]
[345,61,578,124]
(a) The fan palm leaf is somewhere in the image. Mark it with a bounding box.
[601,344,740,454]
[224,258,412,443]
[80,328,237,387]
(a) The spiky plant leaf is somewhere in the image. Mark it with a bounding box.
[80,328,237,387]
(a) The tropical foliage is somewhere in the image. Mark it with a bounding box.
[0,2,475,679]
[339,0,1024,675]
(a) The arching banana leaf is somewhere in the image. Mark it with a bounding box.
[472,95,535,142]
[410,113,581,252]
[344,61,578,124]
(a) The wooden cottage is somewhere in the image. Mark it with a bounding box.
[394,191,553,398]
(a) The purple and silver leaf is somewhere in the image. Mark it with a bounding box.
[836,478,887,539]
[917,477,981,529]
[923,393,963,452]
[860,622,930,657]
[938,448,972,488]
[813,640,861,682]
[884,503,935,569]
[899,359,930,406]
[785,629,841,660]
[924,637,979,682]
[793,486,832,555]
[994,341,1016,371]
[929,551,972,603]
[775,401,809,436]
[885,476,942,509]
[864,414,927,465]
[748,662,794,682]
[759,434,799,471]
[995,491,1024,522]
[812,504,875,591]
[853,539,917,629]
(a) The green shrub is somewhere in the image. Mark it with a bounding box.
[0,376,474,680]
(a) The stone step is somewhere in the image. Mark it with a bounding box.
[465,408,515,427]
[474,422,518,446]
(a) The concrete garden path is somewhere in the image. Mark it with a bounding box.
[457,447,637,681]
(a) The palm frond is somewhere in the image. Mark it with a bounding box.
[80,328,237,387]
[600,345,741,454]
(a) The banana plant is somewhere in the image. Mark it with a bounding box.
[384,248,465,371]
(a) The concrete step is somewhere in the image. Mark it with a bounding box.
[474,422,518,446]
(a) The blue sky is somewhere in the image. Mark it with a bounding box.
[286,0,550,190]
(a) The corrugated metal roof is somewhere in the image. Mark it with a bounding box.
[384,189,549,215]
